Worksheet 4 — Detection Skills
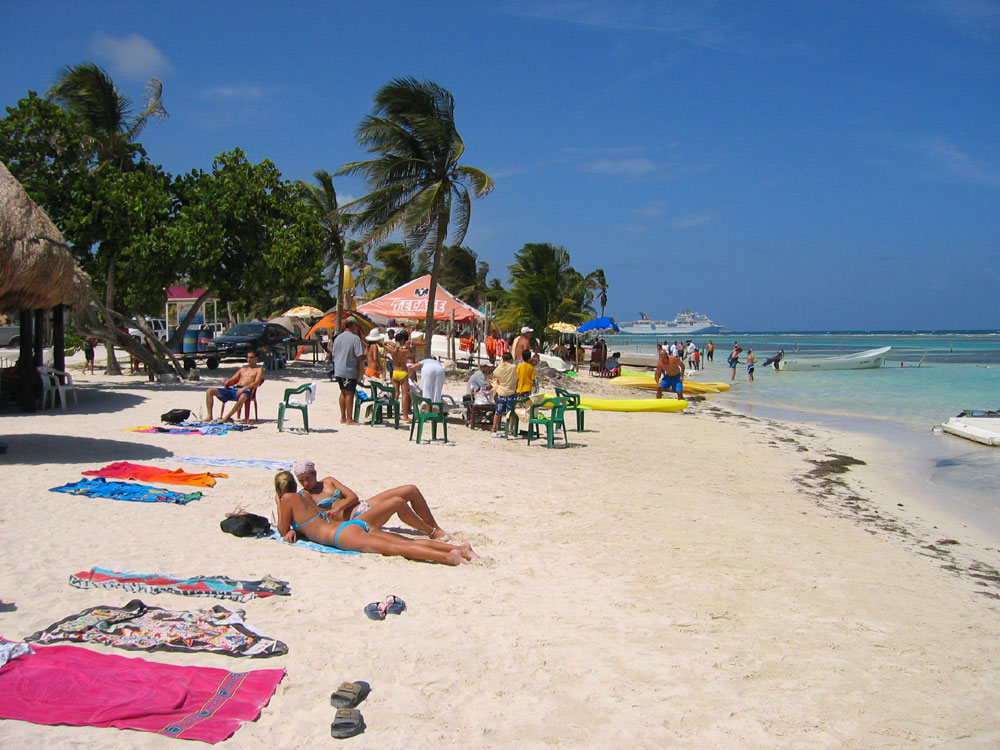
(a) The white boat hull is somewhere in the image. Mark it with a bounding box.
[939,412,1000,446]
[776,346,892,371]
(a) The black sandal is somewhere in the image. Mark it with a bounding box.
[330,681,371,709]
[331,708,366,739]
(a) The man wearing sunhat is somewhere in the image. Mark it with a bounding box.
[513,325,533,364]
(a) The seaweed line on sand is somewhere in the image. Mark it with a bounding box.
[689,400,1000,603]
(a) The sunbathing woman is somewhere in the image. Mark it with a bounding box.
[274,472,477,565]
[292,460,451,540]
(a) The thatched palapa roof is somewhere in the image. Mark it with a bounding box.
[0,160,90,312]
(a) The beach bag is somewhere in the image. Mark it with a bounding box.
[220,513,272,538]
[161,408,191,424]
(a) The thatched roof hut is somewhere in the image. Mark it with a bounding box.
[0,160,90,312]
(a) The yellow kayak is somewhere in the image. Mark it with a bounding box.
[577,396,687,412]
[611,375,730,393]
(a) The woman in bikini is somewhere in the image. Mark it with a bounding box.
[274,472,477,565]
[383,330,415,419]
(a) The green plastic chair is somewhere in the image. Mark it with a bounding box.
[365,381,401,428]
[352,382,376,423]
[526,396,569,448]
[277,383,315,432]
[409,394,448,444]
[503,395,531,438]
[554,386,585,431]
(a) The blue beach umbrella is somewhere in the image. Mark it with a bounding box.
[577,316,620,334]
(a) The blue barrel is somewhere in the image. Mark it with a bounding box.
[182,327,200,353]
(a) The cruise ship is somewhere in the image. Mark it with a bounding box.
[618,310,724,336]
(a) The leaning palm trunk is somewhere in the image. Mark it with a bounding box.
[421,206,450,359]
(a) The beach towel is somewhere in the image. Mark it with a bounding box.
[126,421,255,436]
[0,637,284,744]
[169,455,294,471]
[268,528,359,556]
[83,461,227,487]
[49,477,201,504]
[25,599,288,658]
[70,567,290,603]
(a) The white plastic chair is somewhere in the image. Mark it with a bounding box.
[38,366,78,410]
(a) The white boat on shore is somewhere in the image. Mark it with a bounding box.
[938,410,1000,446]
[776,346,892,371]
[618,310,724,336]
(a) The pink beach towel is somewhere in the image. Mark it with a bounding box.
[0,638,284,743]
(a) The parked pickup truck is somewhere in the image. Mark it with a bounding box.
[0,326,21,347]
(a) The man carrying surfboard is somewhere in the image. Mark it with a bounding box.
[655,347,685,400]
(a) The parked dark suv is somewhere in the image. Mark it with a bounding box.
[204,322,291,362]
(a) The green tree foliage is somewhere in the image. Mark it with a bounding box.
[146,149,327,335]
[296,170,350,332]
[47,61,166,169]
[587,268,609,317]
[505,243,595,336]
[338,77,494,356]
[369,242,429,296]
[438,245,491,308]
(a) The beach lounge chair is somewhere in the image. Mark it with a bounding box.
[554,386,586,431]
[409,394,448,445]
[38,365,78,410]
[277,382,316,432]
[526,396,569,448]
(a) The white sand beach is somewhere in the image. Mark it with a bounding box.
[3,354,1000,749]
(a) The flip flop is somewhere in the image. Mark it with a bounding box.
[330,681,371,709]
[331,708,366,739]
[384,595,406,615]
[364,602,386,621]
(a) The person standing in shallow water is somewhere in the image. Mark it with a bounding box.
[746,349,756,382]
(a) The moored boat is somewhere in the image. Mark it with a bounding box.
[776,346,891,371]
[938,410,1000,446]
[618,310,724,336]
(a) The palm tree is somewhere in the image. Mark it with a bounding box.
[370,242,429,296]
[338,77,494,357]
[586,268,609,317]
[48,61,167,170]
[439,245,491,308]
[506,243,591,336]
[297,170,350,333]
[47,61,167,374]
[344,239,376,297]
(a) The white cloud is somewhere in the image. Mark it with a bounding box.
[200,84,281,102]
[90,33,171,79]
[582,156,657,175]
[671,209,723,229]
[635,200,669,218]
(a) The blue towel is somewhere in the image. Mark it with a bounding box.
[267,529,359,555]
[50,478,201,505]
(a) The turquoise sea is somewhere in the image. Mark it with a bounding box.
[607,331,1000,538]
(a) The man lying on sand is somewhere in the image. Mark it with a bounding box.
[274,472,477,565]
[205,351,264,422]
[292,460,450,540]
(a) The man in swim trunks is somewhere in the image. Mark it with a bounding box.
[490,351,518,437]
[331,320,366,425]
[291,460,451,539]
[205,351,264,422]
[746,349,756,381]
[655,347,685,400]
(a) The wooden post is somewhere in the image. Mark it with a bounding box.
[52,304,66,373]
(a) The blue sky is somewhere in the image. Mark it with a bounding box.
[2,1,998,330]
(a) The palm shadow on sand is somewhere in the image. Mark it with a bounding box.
[0,433,171,465]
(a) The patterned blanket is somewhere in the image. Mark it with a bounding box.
[70,567,290,602]
[25,599,287,658]
[49,477,201,504]
[0,637,284,744]
[127,421,255,435]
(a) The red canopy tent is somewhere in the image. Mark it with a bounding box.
[357,275,483,322]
